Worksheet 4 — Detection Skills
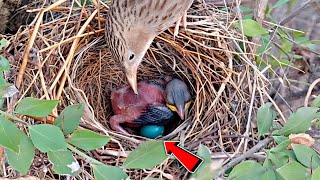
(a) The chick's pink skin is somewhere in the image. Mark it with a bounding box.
[110,79,167,134]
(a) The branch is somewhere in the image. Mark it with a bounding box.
[215,137,273,178]
[251,0,269,54]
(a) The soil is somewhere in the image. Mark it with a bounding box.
[0,0,34,34]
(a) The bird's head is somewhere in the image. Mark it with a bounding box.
[165,78,192,120]
[106,10,155,94]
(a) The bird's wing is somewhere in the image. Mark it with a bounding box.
[132,105,174,125]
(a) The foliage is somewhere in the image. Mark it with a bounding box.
[0,38,18,107]
[0,93,216,179]
[73,0,93,7]
[257,103,276,137]
[227,0,320,178]
[192,144,217,180]
[0,37,188,177]
[123,140,167,169]
[66,129,111,151]
[0,94,117,177]
[228,99,320,180]
[234,19,268,37]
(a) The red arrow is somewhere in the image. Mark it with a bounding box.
[164,141,203,173]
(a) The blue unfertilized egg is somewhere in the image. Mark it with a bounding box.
[140,125,165,139]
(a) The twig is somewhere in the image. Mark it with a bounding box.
[243,73,257,152]
[67,143,103,165]
[55,10,98,100]
[251,0,269,54]
[278,0,314,26]
[39,30,103,53]
[263,88,287,122]
[215,137,273,178]
[304,78,320,107]
[0,110,30,126]
[16,0,68,89]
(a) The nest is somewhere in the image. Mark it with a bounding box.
[3,0,266,179]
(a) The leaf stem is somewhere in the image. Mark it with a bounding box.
[66,143,103,165]
[0,110,30,126]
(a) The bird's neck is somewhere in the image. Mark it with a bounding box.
[124,27,156,55]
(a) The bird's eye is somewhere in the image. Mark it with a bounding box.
[129,53,135,61]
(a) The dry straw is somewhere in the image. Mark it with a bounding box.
[4,0,269,179]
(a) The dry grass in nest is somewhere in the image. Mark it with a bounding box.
[3,0,268,179]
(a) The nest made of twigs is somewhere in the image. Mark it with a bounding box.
[3,0,265,179]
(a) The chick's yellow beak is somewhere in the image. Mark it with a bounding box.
[126,67,138,95]
[166,100,192,120]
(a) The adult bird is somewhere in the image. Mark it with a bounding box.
[105,0,194,94]
[110,77,192,135]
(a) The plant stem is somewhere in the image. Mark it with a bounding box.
[67,143,103,165]
[0,110,30,126]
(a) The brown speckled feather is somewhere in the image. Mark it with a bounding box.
[105,0,193,66]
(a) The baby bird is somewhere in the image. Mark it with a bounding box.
[110,77,191,135]
[105,0,194,94]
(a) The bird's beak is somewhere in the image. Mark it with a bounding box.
[126,67,138,94]
[177,104,185,120]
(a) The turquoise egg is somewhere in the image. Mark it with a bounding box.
[140,125,165,139]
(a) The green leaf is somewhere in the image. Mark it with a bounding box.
[243,14,253,20]
[281,38,292,53]
[5,131,35,175]
[239,6,253,13]
[296,37,310,44]
[262,159,276,180]
[312,166,320,180]
[29,124,67,152]
[74,0,93,7]
[66,129,110,151]
[0,116,21,152]
[292,144,320,169]
[311,95,320,108]
[293,31,305,39]
[123,140,167,169]
[0,55,10,72]
[54,104,84,135]
[228,160,266,180]
[270,139,290,153]
[285,150,297,161]
[257,103,276,137]
[268,151,289,168]
[272,0,289,9]
[0,83,18,98]
[265,53,291,67]
[15,97,59,117]
[0,73,5,85]
[276,107,318,136]
[48,149,80,176]
[265,5,271,15]
[263,158,272,168]
[277,161,311,180]
[273,136,289,144]
[256,34,272,55]
[0,98,4,108]
[0,38,6,49]
[192,144,216,180]
[92,164,128,180]
[261,169,276,180]
[234,19,268,37]
[268,59,290,67]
